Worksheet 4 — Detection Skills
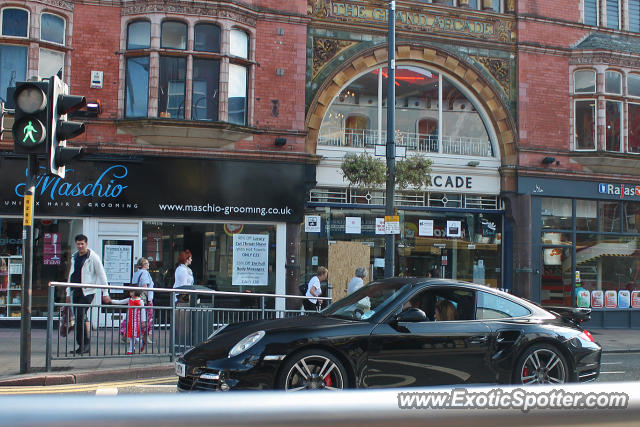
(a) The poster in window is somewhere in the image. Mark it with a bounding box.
[375,218,385,235]
[419,220,434,236]
[604,290,618,308]
[232,234,268,286]
[631,291,640,308]
[591,290,604,308]
[103,245,133,284]
[145,231,163,262]
[43,233,62,265]
[446,220,461,238]
[618,290,630,309]
[305,215,321,233]
[345,217,361,234]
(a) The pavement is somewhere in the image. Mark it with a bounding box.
[0,327,638,387]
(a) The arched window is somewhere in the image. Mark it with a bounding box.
[127,21,150,50]
[194,23,220,53]
[1,8,28,37]
[0,8,29,103]
[41,13,65,44]
[161,20,187,50]
[605,70,622,94]
[574,70,596,94]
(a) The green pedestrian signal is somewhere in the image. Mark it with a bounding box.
[22,121,38,143]
[12,81,49,153]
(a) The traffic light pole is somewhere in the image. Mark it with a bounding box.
[384,0,396,278]
[20,154,37,374]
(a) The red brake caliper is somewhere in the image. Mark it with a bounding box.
[523,367,530,382]
[324,375,333,387]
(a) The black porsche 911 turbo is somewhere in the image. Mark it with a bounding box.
[176,278,601,391]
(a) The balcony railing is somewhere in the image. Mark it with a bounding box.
[318,127,493,158]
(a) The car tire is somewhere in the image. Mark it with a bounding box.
[277,349,348,391]
[513,343,569,385]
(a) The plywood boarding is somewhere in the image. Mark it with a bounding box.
[328,241,370,302]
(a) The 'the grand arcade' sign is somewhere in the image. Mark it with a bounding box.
[309,1,514,42]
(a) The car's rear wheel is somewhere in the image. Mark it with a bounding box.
[278,349,347,391]
[513,343,568,385]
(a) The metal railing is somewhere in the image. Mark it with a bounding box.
[318,126,493,157]
[46,282,329,372]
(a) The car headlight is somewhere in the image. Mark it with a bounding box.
[207,324,227,340]
[228,330,265,358]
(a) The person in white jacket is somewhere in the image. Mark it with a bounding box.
[65,234,112,355]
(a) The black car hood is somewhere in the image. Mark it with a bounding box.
[183,314,363,362]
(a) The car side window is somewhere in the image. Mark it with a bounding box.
[476,291,530,320]
[400,287,475,321]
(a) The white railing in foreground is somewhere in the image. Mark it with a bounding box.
[2,382,639,426]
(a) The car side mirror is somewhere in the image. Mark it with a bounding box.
[396,307,427,323]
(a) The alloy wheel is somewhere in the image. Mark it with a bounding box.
[284,355,345,391]
[520,348,567,384]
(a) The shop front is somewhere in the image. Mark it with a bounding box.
[519,176,640,329]
[0,154,312,320]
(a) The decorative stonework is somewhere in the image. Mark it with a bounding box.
[123,2,257,27]
[494,19,514,43]
[306,45,516,161]
[313,38,356,77]
[39,0,74,11]
[570,55,640,69]
[308,0,331,18]
[473,56,510,97]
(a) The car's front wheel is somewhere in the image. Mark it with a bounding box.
[278,349,347,391]
[513,343,569,385]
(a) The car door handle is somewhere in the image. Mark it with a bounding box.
[468,335,488,344]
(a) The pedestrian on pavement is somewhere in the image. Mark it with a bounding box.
[347,267,368,295]
[173,250,194,302]
[304,266,327,312]
[112,288,147,354]
[119,257,154,344]
[65,234,112,355]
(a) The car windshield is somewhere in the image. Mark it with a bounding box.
[323,281,411,321]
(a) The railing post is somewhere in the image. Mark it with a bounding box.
[46,284,54,372]
[170,292,176,362]
[260,296,265,319]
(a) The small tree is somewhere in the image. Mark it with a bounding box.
[340,152,432,191]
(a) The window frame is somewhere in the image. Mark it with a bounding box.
[194,22,221,53]
[584,0,599,26]
[38,47,65,79]
[126,20,151,50]
[40,12,66,46]
[628,73,640,98]
[605,99,623,152]
[574,98,597,151]
[605,0,621,30]
[160,20,187,50]
[574,69,596,94]
[1,7,29,38]
[604,70,622,95]
[628,101,640,154]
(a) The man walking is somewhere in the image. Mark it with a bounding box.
[65,234,111,354]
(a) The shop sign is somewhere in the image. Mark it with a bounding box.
[419,219,434,236]
[1,156,310,222]
[605,290,618,308]
[232,234,269,286]
[384,215,400,235]
[103,245,133,284]
[446,220,462,238]
[43,233,61,265]
[375,218,385,235]
[591,290,604,308]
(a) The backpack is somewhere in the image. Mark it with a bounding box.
[299,283,308,295]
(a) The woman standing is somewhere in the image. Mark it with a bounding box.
[174,250,194,301]
[304,266,328,312]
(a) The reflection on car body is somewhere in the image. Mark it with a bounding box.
[177,278,601,391]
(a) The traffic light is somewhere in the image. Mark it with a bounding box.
[50,75,86,178]
[12,80,50,154]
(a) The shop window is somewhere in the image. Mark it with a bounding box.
[576,200,597,231]
[600,201,621,232]
[631,0,640,32]
[605,100,622,152]
[629,103,640,153]
[38,48,64,79]
[584,0,599,26]
[541,246,572,306]
[195,23,220,53]
[629,74,640,97]
[0,44,27,105]
[125,56,149,117]
[605,71,622,94]
[41,13,65,45]
[1,8,28,37]
[161,20,187,50]
[574,100,596,150]
[476,291,530,319]
[541,198,572,230]
[158,56,186,119]
[623,202,640,233]
[574,70,596,93]
[127,20,150,50]
[606,0,620,30]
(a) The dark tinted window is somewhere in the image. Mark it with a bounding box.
[194,23,220,52]
[476,291,530,319]
[2,8,28,37]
